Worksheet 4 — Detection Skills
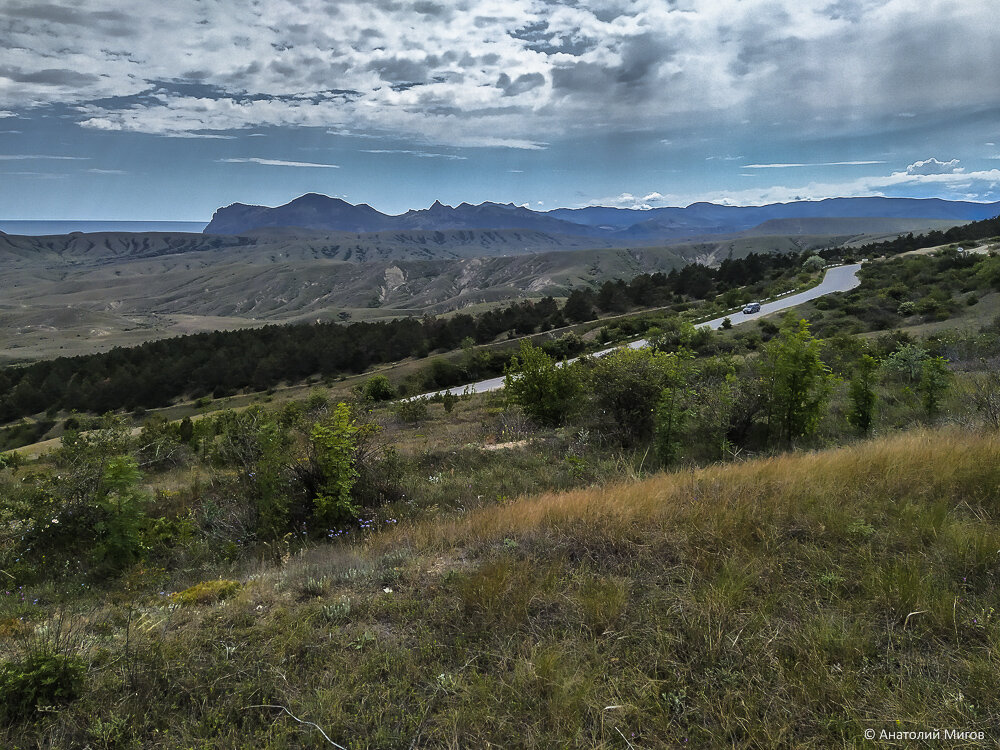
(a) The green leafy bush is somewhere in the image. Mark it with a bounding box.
[394,398,428,424]
[361,375,395,402]
[0,652,85,723]
[586,347,675,444]
[310,403,363,524]
[504,342,581,427]
[759,316,833,444]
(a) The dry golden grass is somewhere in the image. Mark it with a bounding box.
[380,426,1000,552]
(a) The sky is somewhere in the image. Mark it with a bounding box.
[2,0,1000,221]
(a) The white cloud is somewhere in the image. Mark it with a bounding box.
[164,133,238,140]
[905,157,962,175]
[597,165,1000,208]
[360,149,467,160]
[599,192,669,209]
[0,154,89,160]
[2,0,997,149]
[216,157,340,168]
[744,161,887,169]
[700,167,1000,205]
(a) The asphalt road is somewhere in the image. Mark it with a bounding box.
[416,263,863,399]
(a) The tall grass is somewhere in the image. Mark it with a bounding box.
[4,427,999,748]
[381,427,1000,552]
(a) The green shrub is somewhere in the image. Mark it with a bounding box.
[310,403,363,524]
[759,316,832,444]
[919,356,951,417]
[361,375,395,402]
[504,341,582,427]
[847,355,879,434]
[394,398,428,424]
[586,347,675,444]
[0,652,85,723]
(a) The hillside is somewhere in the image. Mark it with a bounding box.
[1,426,998,747]
[0,232,840,363]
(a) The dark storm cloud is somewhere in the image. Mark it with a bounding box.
[368,56,431,83]
[497,72,545,96]
[412,1,449,17]
[0,66,100,87]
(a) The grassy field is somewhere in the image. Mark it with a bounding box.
[2,426,999,747]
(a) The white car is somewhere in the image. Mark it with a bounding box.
[742,302,761,314]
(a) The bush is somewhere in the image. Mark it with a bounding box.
[0,652,85,723]
[759,316,832,444]
[504,342,582,427]
[394,398,428,425]
[310,403,364,524]
[803,254,826,272]
[586,347,676,444]
[361,375,395,402]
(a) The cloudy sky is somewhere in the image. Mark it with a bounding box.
[2,0,999,220]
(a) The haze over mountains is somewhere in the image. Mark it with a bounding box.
[205,193,1000,242]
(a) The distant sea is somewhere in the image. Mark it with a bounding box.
[0,221,207,235]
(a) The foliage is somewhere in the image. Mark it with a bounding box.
[918,356,952,417]
[847,355,879,434]
[360,375,396,402]
[504,342,582,427]
[394,398,428,424]
[965,366,1000,429]
[92,455,149,567]
[0,652,85,724]
[653,351,695,464]
[759,316,833,444]
[214,407,291,535]
[309,403,364,525]
[802,254,826,272]
[883,343,929,382]
[585,347,676,444]
[441,391,459,413]
[0,451,24,473]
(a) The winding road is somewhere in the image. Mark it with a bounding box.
[417,262,863,399]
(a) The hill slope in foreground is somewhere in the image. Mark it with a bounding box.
[8,427,999,747]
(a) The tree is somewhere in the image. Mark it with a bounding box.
[563,289,595,323]
[803,254,826,273]
[918,356,951,417]
[504,341,581,426]
[361,375,395,402]
[884,343,928,382]
[653,351,694,464]
[587,347,675,444]
[759,316,833,444]
[310,403,363,524]
[847,354,879,434]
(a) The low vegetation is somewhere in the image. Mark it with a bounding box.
[1,226,999,746]
[0,423,998,747]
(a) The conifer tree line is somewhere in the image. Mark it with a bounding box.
[0,252,804,422]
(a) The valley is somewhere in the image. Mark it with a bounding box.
[0,196,968,363]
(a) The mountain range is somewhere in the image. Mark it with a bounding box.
[205,193,1000,241]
